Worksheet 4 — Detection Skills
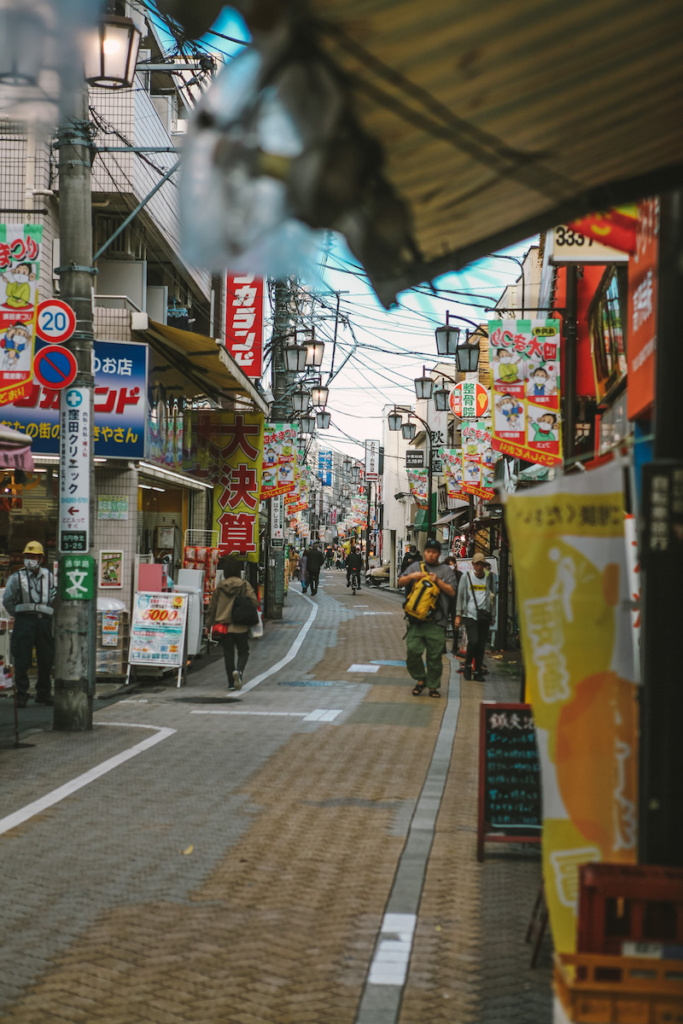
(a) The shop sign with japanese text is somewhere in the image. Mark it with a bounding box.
[318,450,332,486]
[627,198,659,420]
[0,340,147,458]
[225,274,264,379]
[0,223,42,405]
[365,440,380,480]
[489,319,562,466]
[59,387,90,553]
[449,379,489,419]
[261,422,297,498]
[184,411,264,564]
[59,554,95,600]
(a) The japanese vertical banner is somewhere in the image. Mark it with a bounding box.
[461,420,498,500]
[225,274,264,378]
[261,422,297,498]
[0,223,42,405]
[441,448,467,500]
[407,468,428,508]
[505,462,638,953]
[184,411,264,563]
[489,319,562,466]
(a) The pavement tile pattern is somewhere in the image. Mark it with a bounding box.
[0,569,550,1022]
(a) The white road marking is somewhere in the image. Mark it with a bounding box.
[303,709,342,722]
[191,710,307,717]
[368,913,417,986]
[0,723,175,838]
[347,664,380,673]
[361,612,392,616]
[240,593,318,694]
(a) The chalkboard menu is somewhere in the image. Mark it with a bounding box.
[477,701,542,861]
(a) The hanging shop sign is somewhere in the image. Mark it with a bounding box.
[627,198,659,420]
[407,468,428,509]
[318,449,333,487]
[184,410,264,564]
[0,339,147,458]
[405,449,424,468]
[505,461,638,954]
[548,225,629,265]
[225,273,264,379]
[35,298,76,343]
[449,379,489,419]
[365,439,380,480]
[461,420,499,501]
[489,319,562,466]
[59,386,90,553]
[441,448,467,501]
[0,223,42,405]
[261,422,297,498]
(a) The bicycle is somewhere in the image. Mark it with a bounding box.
[350,569,361,595]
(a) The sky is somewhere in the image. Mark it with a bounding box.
[149,3,537,465]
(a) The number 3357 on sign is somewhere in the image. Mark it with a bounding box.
[36,299,77,344]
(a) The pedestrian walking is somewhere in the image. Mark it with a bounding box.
[454,552,497,681]
[399,544,418,575]
[398,538,456,698]
[3,541,56,707]
[304,542,324,595]
[205,556,258,691]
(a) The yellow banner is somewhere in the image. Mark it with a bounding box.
[506,462,638,953]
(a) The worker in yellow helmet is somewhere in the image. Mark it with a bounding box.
[3,541,56,707]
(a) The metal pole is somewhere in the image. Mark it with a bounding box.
[365,482,371,571]
[267,281,293,620]
[427,431,433,536]
[53,86,95,731]
[639,189,683,866]
[563,266,578,466]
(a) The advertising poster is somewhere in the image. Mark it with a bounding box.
[225,273,264,378]
[489,319,562,466]
[184,411,264,563]
[461,420,498,500]
[441,448,467,501]
[627,198,659,420]
[505,462,638,953]
[407,468,428,509]
[129,592,189,668]
[318,450,333,487]
[0,223,42,405]
[261,422,297,498]
[99,550,124,589]
[1,340,147,458]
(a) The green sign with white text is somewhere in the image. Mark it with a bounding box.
[59,555,95,601]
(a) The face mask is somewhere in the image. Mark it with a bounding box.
[24,558,39,570]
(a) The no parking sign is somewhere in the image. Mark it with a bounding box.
[33,344,78,390]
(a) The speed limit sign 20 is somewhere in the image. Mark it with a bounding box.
[36,299,77,344]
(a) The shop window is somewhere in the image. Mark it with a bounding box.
[589,266,628,406]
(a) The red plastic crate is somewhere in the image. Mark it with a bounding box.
[578,863,683,955]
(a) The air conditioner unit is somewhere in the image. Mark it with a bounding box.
[171,119,188,135]
[150,95,174,135]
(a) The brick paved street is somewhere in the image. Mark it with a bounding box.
[0,568,551,1023]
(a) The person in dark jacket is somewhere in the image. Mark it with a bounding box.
[206,557,258,691]
[400,544,418,575]
[346,545,363,589]
[304,542,325,595]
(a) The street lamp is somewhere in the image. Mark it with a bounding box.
[435,312,483,373]
[434,314,461,357]
[316,410,331,429]
[351,465,361,484]
[300,414,316,433]
[434,385,450,412]
[291,386,310,413]
[284,343,308,373]
[388,410,402,431]
[84,14,142,89]
[456,332,481,373]
[342,457,352,472]
[402,422,416,440]
[310,382,329,407]
[305,337,325,368]
[414,367,433,401]
[387,406,437,536]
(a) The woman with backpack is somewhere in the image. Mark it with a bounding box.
[206,556,258,691]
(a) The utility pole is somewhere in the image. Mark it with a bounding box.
[53,85,96,731]
[266,280,294,620]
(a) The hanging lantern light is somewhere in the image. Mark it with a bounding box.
[284,343,308,373]
[435,314,461,357]
[310,383,329,407]
[455,331,481,373]
[316,410,331,429]
[343,457,352,472]
[388,411,402,431]
[291,387,310,413]
[433,386,450,412]
[402,422,416,441]
[300,414,316,434]
[305,338,325,368]
[83,13,141,89]
[414,371,433,401]
[351,465,361,483]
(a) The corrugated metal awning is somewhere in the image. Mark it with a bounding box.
[235,0,683,304]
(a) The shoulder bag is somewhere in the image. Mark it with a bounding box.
[231,582,259,627]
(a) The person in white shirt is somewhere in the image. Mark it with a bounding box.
[454,552,496,681]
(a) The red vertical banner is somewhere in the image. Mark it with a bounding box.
[627,198,659,420]
[225,274,264,379]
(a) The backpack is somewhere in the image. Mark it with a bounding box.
[403,562,440,622]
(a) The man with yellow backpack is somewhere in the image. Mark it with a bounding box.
[398,538,457,698]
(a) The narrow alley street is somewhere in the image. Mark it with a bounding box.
[0,569,550,1024]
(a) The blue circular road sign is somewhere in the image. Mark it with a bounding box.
[33,345,78,390]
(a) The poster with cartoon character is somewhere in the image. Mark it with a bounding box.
[489,319,563,466]
[441,448,467,500]
[0,224,42,404]
[260,423,298,498]
[407,469,428,508]
[461,419,499,500]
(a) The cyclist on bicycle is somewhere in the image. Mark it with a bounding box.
[346,545,363,590]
